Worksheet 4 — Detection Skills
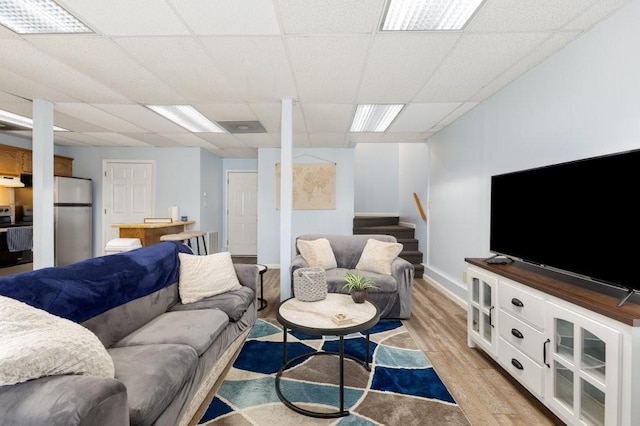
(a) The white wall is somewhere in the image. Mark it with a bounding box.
[257,148,354,266]
[426,0,640,300]
[353,143,399,214]
[398,143,429,251]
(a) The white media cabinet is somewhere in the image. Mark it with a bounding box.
[465,258,640,426]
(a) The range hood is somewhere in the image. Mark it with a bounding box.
[0,176,25,188]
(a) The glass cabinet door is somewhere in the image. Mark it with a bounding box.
[546,302,621,426]
[467,269,498,356]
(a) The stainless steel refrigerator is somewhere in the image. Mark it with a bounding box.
[54,176,93,266]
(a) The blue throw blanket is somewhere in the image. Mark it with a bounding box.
[0,241,192,323]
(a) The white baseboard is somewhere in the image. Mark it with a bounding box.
[398,221,416,228]
[420,270,467,309]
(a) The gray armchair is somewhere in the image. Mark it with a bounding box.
[290,234,414,319]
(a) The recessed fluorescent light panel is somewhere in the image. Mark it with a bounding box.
[146,105,225,133]
[382,0,484,31]
[0,0,92,34]
[350,104,404,132]
[0,109,67,131]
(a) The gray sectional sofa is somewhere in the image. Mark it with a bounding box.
[290,234,414,319]
[0,241,258,426]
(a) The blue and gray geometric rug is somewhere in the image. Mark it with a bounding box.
[198,319,470,425]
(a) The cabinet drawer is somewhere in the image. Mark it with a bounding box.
[498,338,544,398]
[499,280,545,328]
[498,310,544,364]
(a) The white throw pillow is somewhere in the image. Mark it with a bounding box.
[178,251,243,304]
[0,295,115,386]
[355,238,403,275]
[297,238,338,269]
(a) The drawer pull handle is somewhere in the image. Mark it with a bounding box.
[511,328,523,339]
[511,298,524,307]
[511,358,524,370]
[489,306,495,328]
[543,338,551,368]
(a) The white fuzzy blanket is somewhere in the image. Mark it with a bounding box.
[0,295,115,386]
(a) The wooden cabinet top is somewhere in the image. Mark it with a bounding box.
[466,258,640,327]
[111,221,195,229]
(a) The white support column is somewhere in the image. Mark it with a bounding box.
[32,99,55,269]
[280,99,293,300]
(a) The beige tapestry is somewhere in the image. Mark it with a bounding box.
[276,163,336,210]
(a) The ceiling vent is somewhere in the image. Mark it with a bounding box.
[218,121,266,134]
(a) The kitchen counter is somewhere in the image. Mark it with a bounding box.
[111,221,195,246]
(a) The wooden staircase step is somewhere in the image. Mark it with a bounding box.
[353,225,415,240]
[353,215,424,279]
[353,215,399,228]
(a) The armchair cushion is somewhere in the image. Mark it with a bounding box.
[355,238,403,275]
[296,238,337,269]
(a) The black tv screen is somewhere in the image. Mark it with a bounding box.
[490,149,639,291]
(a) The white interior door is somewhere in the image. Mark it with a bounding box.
[227,171,257,255]
[103,161,154,251]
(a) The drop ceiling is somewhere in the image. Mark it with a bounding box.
[0,0,631,158]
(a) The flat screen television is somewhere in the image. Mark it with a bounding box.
[490,149,639,301]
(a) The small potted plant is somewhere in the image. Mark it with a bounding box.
[342,271,378,304]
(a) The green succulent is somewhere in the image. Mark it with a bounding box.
[342,271,378,291]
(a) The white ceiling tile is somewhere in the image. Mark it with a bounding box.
[471,32,580,101]
[31,37,186,104]
[92,104,186,132]
[292,133,311,147]
[302,104,353,133]
[121,133,181,147]
[70,133,124,146]
[308,133,347,147]
[468,0,595,32]
[432,102,479,129]
[163,133,214,148]
[379,133,428,142]
[59,0,189,36]
[54,111,109,132]
[114,37,240,103]
[0,39,129,103]
[415,33,549,102]
[0,68,77,103]
[564,0,631,30]
[170,0,280,35]
[250,102,307,133]
[276,0,385,34]
[348,133,384,143]
[55,103,147,132]
[287,36,370,103]
[196,104,257,122]
[197,133,248,149]
[390,103,462,132]
[235,133,278,148]
[199,37,296,102]
[84,132,152,146]
[358,34,460,102]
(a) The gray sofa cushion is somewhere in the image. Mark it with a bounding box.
[109,344,198,426]
[325,268,398,293]
[169,286,255,321]
[114,309,229,356]
[0,375,128,426]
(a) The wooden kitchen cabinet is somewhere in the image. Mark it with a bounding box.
[0,144,73,177]
[20,150,32,173]
[54,155,73,177]
[0,145,21,175]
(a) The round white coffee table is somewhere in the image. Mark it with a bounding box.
[275,293,380,418]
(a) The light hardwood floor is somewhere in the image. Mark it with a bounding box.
[255,268,564,426]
